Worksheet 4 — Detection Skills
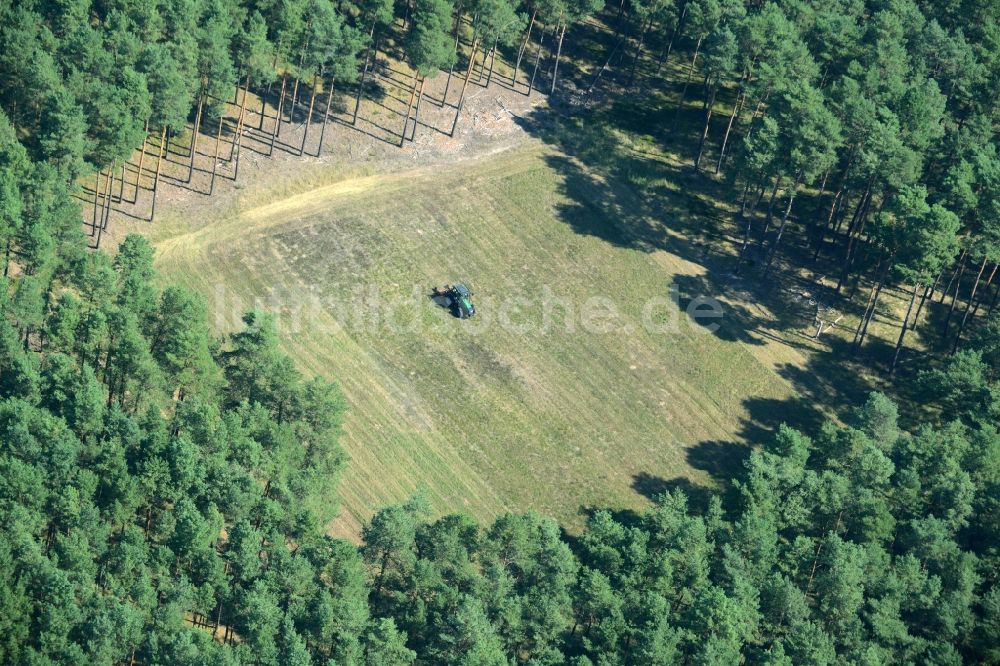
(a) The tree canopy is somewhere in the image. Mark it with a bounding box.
[2,0,1000,662]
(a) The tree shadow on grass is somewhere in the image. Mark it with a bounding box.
[685,440,751,484]
[774,336,885,421]
[671,272,767,346]
[618,359,870,517]
[616,331,886,514]
[514,103,741,259]
[575,504,645,531]
[510,9,949,523]
[631,473,715,514]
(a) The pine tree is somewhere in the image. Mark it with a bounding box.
[401,0,458,146]
[451,0,524,136]
[759,81,842,279]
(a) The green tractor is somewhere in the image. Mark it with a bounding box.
[433,283,476,319]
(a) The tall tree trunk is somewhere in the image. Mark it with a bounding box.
[715,88,745,174]
[213,604,224,640]
[940,249,967,303]
[269,75,287,156]
[91,168,103,236]
[817,167,831,200]
[735,205,755,271]
[283,47,308,134]
[116,158,126,205]
[131,119,149,203]
[853,271,880,349]
[209,111,224,195]
[443,14,464,104]
[890,283,920,374]
[812,158,853,262]
[836,185,873,293]
[741,91,770,145]
[760,175,783,240]
[400,74,419,147]
[452,37,481,136]
[858,279,887,350]
[854,260,890,353]
[186,92,205,183]
[624,18,651,90]
[528,27,547,96]
[812,192,842,262]
[318,76,336,154]
[612,0,627,37]
[694,80,718,169]
[845,206,874,297]
[831,188,853,237]
[232,65,242,104]
[403,0,412,31]
[478,38,493,84]
[486,37,499,88]
[228,77,243,161]
[738,178,753,217]
[353,23,378,124]
[513,10,537,90]
[913,273,939,324]
[410,75,428,141]
[102,162,115,230]
[655,4,687,78]
[760,175,802,279]
[735,171,766,269]
[585,31,627,97]
[151,127,167,222]
[671,36,703,130]
[300,74,319,155]
[233,75,251,179]
[943,251,969,334]
[95,159,115,248]
[970,262,998,319]
[259,51,282,130]
[289,77,302,129]
[550,24,567,95]
[749,181,766,217]
[259,79,271,131]
[953,255,989,352]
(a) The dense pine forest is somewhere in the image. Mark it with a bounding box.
[2,0,1000,662]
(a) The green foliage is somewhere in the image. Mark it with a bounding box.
[871,184,961,283]
[302,0,365,81]
[0,220,358,665]
[472,0,527,47]
[195,0,238,102]
[702,25,739,84]
[364,617,416,664]
[0,222,996,666]
[405,0,458,76]
[140,42,196,132]
[685,0,724,43]
[234,11,276,85]
[0,0,999,664]
[772,80,842,184]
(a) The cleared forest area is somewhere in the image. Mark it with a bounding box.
[117,7,922,533]
[4,0,1000,662]
[146,134,826,534]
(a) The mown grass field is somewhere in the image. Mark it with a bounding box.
[148,138,814,535]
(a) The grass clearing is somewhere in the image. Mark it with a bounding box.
[78,0,946,549]
[149,135,817,536]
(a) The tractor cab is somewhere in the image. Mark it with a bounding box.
[450,283,475,318]
[433,283,476,319]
